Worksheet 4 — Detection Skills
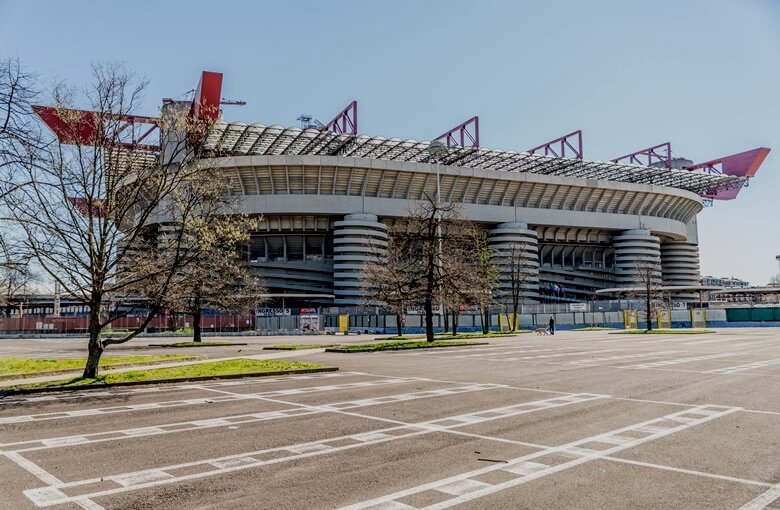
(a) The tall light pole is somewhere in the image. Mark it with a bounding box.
[427,140,448,330]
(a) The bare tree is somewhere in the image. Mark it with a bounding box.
[163,209,268,343]
[1,63,228,377]
[469,228,499,334]
[632,260,664,331]
[0,236,35,316]
[360,232,418,337]
[403,195,465,342]
[495,241,534,332]
[0,57,40,177]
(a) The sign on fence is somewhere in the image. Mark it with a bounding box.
[569,303,587,312]
[257,308,292,317]
[300,314,320,332]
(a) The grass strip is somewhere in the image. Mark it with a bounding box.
[6,359,330,392]
[610,329,715,335]
[0,355,200,378]
[375,331,530,341]
[326,340,486,353]
[148,341,248,348]
[571,327,618,331]
[263,344,341,350]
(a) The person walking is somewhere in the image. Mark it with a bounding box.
[548,315,555,335]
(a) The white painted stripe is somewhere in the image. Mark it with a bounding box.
[738,483,780,510]
[3,383,502,454]
[627,353,737,369]
[339,405,741,510]
[21,393,606,507]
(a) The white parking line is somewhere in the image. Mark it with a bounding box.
[340,405,741,509]
[0,378,413,424]
[22,393,608,507]
[1,383,504,453]
[626,353,737,369]
[738,482,780,509]
[704,358,780,375]
[0,371,357,405]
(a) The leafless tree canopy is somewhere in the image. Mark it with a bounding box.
[361,194,495,340]
[631,261,664,331]
[0,62,250,377]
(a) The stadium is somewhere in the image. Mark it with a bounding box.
[34,71,771,312]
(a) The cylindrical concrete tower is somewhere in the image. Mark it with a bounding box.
[661,241,701,301]
[488,222,540,302]
[612,229,662,286]
[332,213,388,305]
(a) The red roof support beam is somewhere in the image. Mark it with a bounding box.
[190,71,223,123]
[528,130,583,159]
[321,100,357,135]
[32,105,160,151]
[612,142,673,169]
[686,147,770,201]
[434,116,479,148]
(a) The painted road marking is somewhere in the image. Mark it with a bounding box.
[0,378,413,425]
[0,371,357,406]
[1,384,504,453]
[626,353,737,369]
[738,482,780,509]
[22,393,608,507]
[704,358,780,375]
[340,405,741,510]
[562,350,681,365]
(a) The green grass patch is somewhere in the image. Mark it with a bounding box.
[572,327,618,331]
[0,355,200,378]
[149,341,247,348]
[7,359,330,391]
[611,329,715,335]
[263,344,341,350]
[326,340,486,353]
[375,331,530,342]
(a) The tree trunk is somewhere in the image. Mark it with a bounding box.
[483,308,491,334]
[193,308,202,343]
[83,302,104,378]
[424,298,434,342]
[646,288,653,332]
[452,310,459,335]
[396,312,404,337]
[443,310,450,335]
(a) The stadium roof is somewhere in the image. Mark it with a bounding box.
[201,122,745,196]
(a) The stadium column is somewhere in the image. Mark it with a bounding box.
[661,241,701,301]
[612,229,662,286]
[488,222,540,303]
[332,213,388,305]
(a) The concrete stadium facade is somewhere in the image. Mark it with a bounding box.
[200,153,706,306]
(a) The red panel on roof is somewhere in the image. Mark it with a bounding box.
[191,71,223,122]
[687,147,770,177]
[32,106,101,145]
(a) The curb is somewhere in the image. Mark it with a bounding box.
[325,342,489,353]
[147,343,249,348]
[262,346,338,351]
[0,367,339,396]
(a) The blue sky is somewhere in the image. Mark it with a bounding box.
[1,0,778,283]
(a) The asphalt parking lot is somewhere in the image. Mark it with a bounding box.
[1,328,779,509]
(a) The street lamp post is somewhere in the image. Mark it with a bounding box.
[427,141,448,333]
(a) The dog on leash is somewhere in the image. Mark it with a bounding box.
[534,327,549,336]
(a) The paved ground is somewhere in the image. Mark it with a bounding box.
[0,333,384,360]
[1,328,779,509]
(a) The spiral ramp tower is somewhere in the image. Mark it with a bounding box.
[612,229,662,287]
[488,222,540,302]
[332,214,388,305]
[661,241,701,300]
